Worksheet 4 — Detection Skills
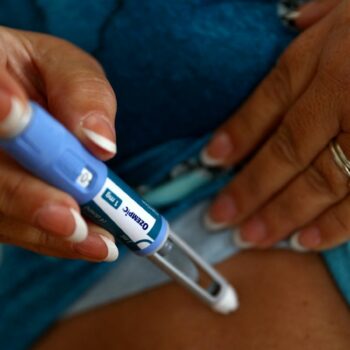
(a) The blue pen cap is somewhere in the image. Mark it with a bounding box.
[0,102,107,204]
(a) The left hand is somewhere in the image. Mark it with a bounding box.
[202,0,350,251]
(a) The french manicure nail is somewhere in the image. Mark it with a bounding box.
[281,11,300,29]
[68,208,89,242]
[208,194,237,224]
[82,114,117,154]
[0,94,31,138]
[294,227,321,250]
[201,132,233,167]
[73,233,119,262]
[240,216,267,243]
[232,230,255,249]
[203,214,229,231]
[289,232,310,253]
[100,235,119,262]
[35,205,88,242]
[283,10,300,21]
[277,0,302,29]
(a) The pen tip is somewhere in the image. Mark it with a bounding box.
[212,285,239,314]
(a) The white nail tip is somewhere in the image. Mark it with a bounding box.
[289,232,309,253]
[232,231,254,249]
[0,97,31,138]
[200,149,223,167]
[82,128,117,154]
[284,10,300,21]
[203,214,228,231]
[68,208,88,243]
[100,235,119,262]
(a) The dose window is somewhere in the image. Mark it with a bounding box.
[76,167,94,188]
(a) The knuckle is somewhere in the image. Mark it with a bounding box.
[329,208,350,235]
[269,125,303,168]
[0,174,26,215]
[71,72,108,90]
[319,62,350,92]
[69,73,116,107]
[262,56,293,106]
[319,25,350,90]
[304,162,345,199]
[35,231,53,252]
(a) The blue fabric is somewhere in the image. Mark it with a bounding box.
[0,247,126,348]
[323,244,350,305]
[0,0,292,160]
[0,1,348,349]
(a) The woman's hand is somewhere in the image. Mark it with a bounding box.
[202,0,350,251]
[0,26,118,261]
[281,0,341,30]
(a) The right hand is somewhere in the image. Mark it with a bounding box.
[0,26,118,262]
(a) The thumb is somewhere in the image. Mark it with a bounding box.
[30,33,117,160]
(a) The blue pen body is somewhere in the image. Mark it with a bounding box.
[0,102,168,255]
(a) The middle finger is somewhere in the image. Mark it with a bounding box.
[239,133,350,247]
[208,77,339,226]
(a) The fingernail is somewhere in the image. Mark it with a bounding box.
[293,227,321,250]
[203,213,229,231]
[100,231,115,243]
[208,194,237,225]
[35,205,88,242]
[240,216,267,243]
[0,94,31,138]
[289,232,310,252]
[283,10,300,26]
[278,0,302,28]
[100,235,119,261]
[232,230,255,249]
[69,208,89,242]
[201,132,233,167]
[82,114,117,154]
[73,233,119,262]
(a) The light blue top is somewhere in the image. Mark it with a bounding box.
[0,1,349,349]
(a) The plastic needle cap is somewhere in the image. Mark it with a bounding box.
[212,286,239,314]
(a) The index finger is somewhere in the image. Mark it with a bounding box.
[210,78,339,227]
[26,31,117,160]
[201,11,333,168]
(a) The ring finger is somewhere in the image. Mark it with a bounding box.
[291,193,350,251]
[237,133,350,247]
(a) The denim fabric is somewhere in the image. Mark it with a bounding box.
[0,1,348,349]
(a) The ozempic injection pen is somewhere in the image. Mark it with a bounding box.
[0,100,238,314]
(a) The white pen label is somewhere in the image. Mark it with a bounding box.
[93,177,156,243]
[102,188,122,209]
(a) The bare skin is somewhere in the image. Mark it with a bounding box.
[35,250,350,350]
[204,0,350,251]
